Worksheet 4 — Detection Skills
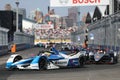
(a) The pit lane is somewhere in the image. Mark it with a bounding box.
[0,47,120,80]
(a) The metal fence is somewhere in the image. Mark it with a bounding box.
[71,12,120,50]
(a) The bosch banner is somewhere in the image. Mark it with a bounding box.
[50,0,110,7]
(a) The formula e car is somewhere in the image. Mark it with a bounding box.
[86,49,119,64]
[6,49,86,70]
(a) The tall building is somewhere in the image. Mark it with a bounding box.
[34,9,43,23]
[29,8,43,23]
[49,14,60,29]
[4,4,12,10]
[114,0,120,13]
[65,18,73,28]
[12,8,26,18]
[29,10,35,20]
[68,7,79,25]
[109,0,120,14]
[4,4,26,18]
[0,11,23,42]
[59,16,67,29]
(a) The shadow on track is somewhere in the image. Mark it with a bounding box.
[0,63,15,80]
[1,63,120,76]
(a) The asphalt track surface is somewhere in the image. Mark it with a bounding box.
[0,47,120,80]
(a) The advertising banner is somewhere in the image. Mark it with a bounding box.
[33,24,54,29]
[50,0,110,7]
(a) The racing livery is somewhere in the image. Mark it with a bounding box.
[6,49,86,70]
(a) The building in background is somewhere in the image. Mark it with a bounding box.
[85,12,92,24]
[114,0,120,13]
[12,8,26,18]
[29,10,35,20]
[92,6,102,22]
[49,14,60,29]
[109,0,120,14]
[65,17,73,28]
[59,16,67,29]
[34,8,43,23]
[104,5,109,15]
[0,11,23,42]
[68,7,78,26]
[4,4,12,10]
[22,18,36,35]
[29,8,44,23]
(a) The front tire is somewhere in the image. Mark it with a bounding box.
[38,57,47,70]
[8,56,22,70]
[13,56,22,63]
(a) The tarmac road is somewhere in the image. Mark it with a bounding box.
[0,47,120,80]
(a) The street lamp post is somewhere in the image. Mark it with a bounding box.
[15,0,19,32]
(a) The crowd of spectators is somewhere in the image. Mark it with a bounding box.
[23,28,72,40]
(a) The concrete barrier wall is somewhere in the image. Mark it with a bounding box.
[0,27,34,56]
[0,45,8,56]
[0,27,9,56]
[14,31,34,51]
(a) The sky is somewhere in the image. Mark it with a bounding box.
[0,0,96,18]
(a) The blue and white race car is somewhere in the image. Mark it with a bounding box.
[6,49,86,70]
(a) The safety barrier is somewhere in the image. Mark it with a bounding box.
[12,31,34,52]
[0,27,34,55]
[0,45,8,56]
[71,12,120,50]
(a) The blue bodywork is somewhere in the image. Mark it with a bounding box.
[6,47,84,70]
[48,54,64,60]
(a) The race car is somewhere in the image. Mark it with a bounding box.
[86,49,119,64]
[6,49,86,70]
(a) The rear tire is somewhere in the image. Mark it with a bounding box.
[79,57,85,67]
[113,57,118,64]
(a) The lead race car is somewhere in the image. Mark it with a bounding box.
[6,48,86,70]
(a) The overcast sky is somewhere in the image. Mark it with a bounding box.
[0,0,96,18]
